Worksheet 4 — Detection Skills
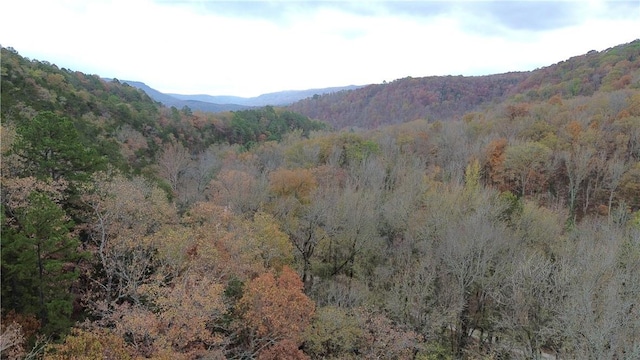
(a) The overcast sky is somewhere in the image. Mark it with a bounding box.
[2,0,639,97]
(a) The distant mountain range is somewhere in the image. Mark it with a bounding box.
[108,79,364,112]
[104,39,639,129]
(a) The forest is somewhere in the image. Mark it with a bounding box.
[1,40,639,359]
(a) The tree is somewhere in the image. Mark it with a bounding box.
[1,191,83,338]
[303,306,363,359]
[435,204,510,356]
[271,186,332,292]
[83,174,178,307]
[269,168,317,203]
[1,319,26,359]
[560,144,595,222]
[13,111,104,183]
[493,251,565,358]
[234,266,315,359]
[140,273,227,357]
[157,140,192,196]
[318,182,380,282]
[504,141,552,197]
[45,327,131,360]
[604,156,628,218]
[209,169,268,215]
[242,212,295,271]
[558,221,640,358]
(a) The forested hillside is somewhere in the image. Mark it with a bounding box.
[288,40,640,130]
[288,73,528,129]
[1,42,640,360]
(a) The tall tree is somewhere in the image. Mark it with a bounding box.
[157,140,192,196]
[13,111,104,184]
[234,266,315,359]
[504,141,552,197]
[1,191,83,338]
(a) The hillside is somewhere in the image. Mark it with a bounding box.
[289,72,528,129]
[288,40,640,129]
[510,39,640,98]
[1,46,326,166]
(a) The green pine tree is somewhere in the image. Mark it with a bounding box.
[13,111,105,183]
[1,192,84,338]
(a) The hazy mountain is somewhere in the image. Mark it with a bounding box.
[108,80,251,112]
[168,85,364,107]
[113,80,364,112]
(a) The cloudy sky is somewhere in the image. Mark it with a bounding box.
[2,0,639,97]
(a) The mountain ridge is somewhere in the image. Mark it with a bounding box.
[287,39,640,129]
[113,79,364,112]
[103,79,252,112]
[167,85,364,107]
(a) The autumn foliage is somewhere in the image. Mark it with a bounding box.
[2,41,640,359]
[236,266,315,359]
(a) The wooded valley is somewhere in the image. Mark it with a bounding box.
[1,40,639,359]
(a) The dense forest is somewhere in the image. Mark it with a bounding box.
[1,40,639,359]
[289,40,640,130]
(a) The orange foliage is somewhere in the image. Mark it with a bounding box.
[565,120,583,143]
[181,201,262,278]
[311,165,348,189]
[269,168,317,202]
[237,266,315,350]
[2,176,68,211]
[505,103,530,120]
[548,94,564,106]
[484,138,508,191]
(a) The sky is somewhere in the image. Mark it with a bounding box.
[2,0,639,98]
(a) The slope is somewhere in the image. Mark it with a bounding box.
[288,39,640,130]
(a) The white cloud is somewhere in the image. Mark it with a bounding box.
[2,0,638,97]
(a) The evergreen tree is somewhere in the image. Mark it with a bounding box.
[13,111,105,183]
[1,192,84,338]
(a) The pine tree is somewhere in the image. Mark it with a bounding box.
[13,111,104,184]
[1,192,84,338]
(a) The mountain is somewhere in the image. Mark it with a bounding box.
[287,73,529,129]
[105,79,251,112]
[168,85,364,107]
[115,80,364,111]
[288,39,640,130]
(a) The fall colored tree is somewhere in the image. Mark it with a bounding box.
[235,266,315,358]
[504,141,552,197]
[83,174,177,306]
[484,137,508,190]
[44,327,131,360]
[269,168,318,203]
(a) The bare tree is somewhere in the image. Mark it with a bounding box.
[157,141,192,194]
[560,144,595,223]
[558,221,640,359]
